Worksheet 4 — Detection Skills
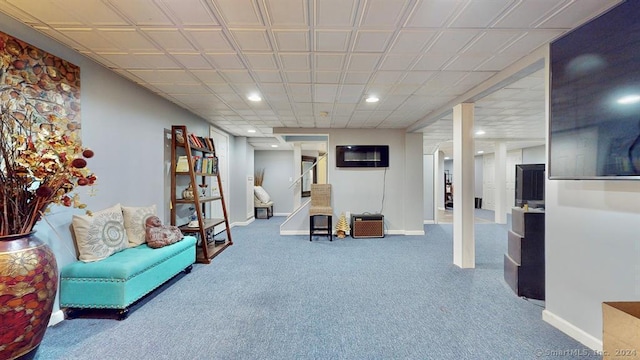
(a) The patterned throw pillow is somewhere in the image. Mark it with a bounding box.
[72,203,129,262]
[254,186,271,203]
[122,204,157,247]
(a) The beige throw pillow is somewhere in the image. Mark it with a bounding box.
[122,204,157,247]
[72,203,129,262]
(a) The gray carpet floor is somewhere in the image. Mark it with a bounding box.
[36,216,595,360]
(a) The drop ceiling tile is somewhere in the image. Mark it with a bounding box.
[263,0,308,27]
[475,52,525,71]
[108,0,175,25]
[159,0,219,26]
[98,52,180,68]
[254,70,283,82]
[172,53,211,68]
[404,0,464,28]
[219,70,254,83]
[6,0,81,24]
[315,71,341,84]
[315,30,352,52]
[344,72,372,84]
[379,54,418,71]
[57,0,129,25]
[207,83,236,93]
[449,0,512,28]
[315,54,346,71]
[427,30,478,53]
[273,30,310,51]
[359,0,411,27]
[186,29,234,52]
[280,53,311,70]
[391,84,422,95]
[398,71,436,85]
[284,71,311,83]
[412,53,457,71]
[206,53,246,69]
[338,84,366,103]
[334,103,357,115]
[231,83,260,96]
[93,29,161,52]
[54,29,122,52]
[352,30,394,52]
[244,53,279,70]
[537,0,620,28]
[213,0,264,26]
[500,30,563,54]
[313,84,339,103]
[444,53,492,71]
[156,83,211,94]
[346,53,382,71]
[370,71,405,85]
[314,0,358,27]
[142,29,197,52]
[463,30,523,54]
[377,97,405,111]
[129,69,190,83]
[190,70,226,83]
[230,29,272,51]
[388,30,438,53]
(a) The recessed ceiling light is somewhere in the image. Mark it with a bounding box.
[444,157,451,160]
[248,94,262,102]
[365,96,379,103]
[477,150,484,154]
[271,144,278,148]
[247,129,256,133]
[475,130,486,135]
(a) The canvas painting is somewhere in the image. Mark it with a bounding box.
[0,30,81,138]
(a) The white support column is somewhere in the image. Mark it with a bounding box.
[494,141,507,224]
[453,103,475,269]
[434,150,444,223]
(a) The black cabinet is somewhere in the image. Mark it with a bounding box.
[504,207,545,300]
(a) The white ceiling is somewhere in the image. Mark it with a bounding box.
[0,0,622,155]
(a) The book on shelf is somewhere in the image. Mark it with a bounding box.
[193,155,202,173]
[188,133,203,148]
[175,156,189,172]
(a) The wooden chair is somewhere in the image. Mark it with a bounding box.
[309,184,333,241]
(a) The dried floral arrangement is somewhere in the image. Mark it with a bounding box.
[254,168,265,187]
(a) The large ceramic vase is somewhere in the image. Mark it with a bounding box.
[0,232,58,360]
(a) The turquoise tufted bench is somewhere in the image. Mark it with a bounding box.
[60,236,196,320]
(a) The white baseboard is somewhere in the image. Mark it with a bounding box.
[423,220,435,224]
[274,213,290,217]
[280,230,309,236]
[542,309,602,351]
[404,230,426,235]
[231,218,254,227]
[48,309,65,327]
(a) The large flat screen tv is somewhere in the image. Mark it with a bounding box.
[549,0,640,179]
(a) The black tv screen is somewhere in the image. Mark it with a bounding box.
[549,0,640,179]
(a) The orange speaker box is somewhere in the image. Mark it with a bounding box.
[350,214,384,238]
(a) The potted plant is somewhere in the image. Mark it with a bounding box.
[0,86,96,359]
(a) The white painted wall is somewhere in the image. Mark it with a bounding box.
[544,179,640,348]
[0,13,229,319]
[254,150,295,215]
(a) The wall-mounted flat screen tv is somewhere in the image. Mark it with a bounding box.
[549,0,640,179]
